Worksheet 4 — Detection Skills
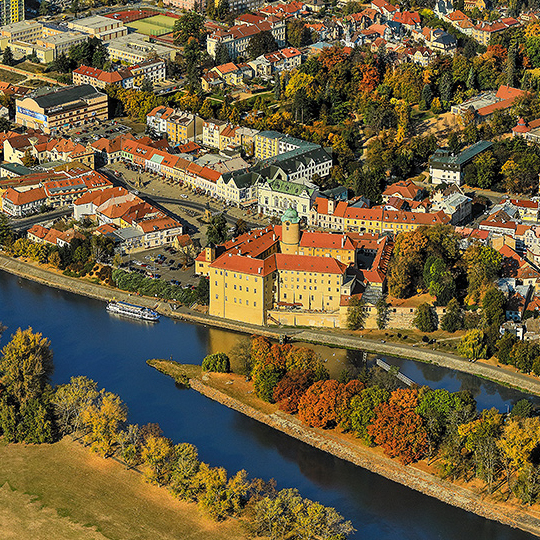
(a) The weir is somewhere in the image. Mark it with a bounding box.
[376,358,416,387]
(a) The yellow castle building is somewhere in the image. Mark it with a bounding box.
[197,208,392,328]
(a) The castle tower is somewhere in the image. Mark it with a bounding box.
[280,207,300,254]
[205,243,216,263]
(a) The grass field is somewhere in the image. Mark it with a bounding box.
[0,438,247,540]
[127,14,176,36]
[0,68,26,84]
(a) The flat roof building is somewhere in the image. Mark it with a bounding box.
[15,85,108,134]
[67,15,128,41]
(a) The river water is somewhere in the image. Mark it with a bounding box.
[0,270,535,540]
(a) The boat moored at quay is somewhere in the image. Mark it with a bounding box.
[106,301,160,321]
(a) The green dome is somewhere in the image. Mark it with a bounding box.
[281,207,300,224]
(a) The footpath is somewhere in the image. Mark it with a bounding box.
[2,253,540,397]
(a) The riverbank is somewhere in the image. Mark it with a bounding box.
[149,359,540,537]
[0,437,247,540]
[2,252,540,397]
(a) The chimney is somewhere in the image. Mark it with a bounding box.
[328,198,335,215]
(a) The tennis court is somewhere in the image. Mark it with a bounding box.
[127,14,177,36]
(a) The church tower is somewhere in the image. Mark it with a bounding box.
[280,207,300,254]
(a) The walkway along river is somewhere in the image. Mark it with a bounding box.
[0,269,537,540]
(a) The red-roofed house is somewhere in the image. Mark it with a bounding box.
[2,187,47,216]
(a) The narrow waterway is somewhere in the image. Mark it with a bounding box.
[0,270,535,540]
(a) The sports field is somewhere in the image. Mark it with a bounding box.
[127,14,177,36]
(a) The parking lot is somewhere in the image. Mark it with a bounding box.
[120,245,198,288]
[59,120,132,145]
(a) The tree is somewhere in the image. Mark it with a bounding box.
[0,327,55,443]
[0,213,13,248]
[274,71,281,101]
[214,42,230,65]
[347,297,366,330]
[170,442,200,499]
[141,434,174,485]
[376,296,390,330]
[496,332,517,364]
[22,150,36,167]
[139,77,153,93]
[229,338,252,376]
[81,390,127,457]
[413,303,436,332]
[2,47,15,67]
[39,0,51,15]
[206,213,228,245]
[53,375,99,435]
[474,151,497,189]
[482,286,506,328]
[173,12,205,46]
[202,352,230,373]
[247,31,277,60]
[0,327,54,405]
[440,298,463,332]
[183,37,202,92]
[273,369,314,413]
[511,399,534,419]
[297,379,363,429]
[348,386,390,443]
[368,388,429,464]
[287,20,312,48]
[458,329,487,360]
[199,98,213,119]
[252,488,303,539]
[216,0,230,20]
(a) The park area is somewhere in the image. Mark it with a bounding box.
[0,438,247,540]
[126,14,177,36]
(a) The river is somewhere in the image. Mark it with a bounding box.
[0,270,535,540]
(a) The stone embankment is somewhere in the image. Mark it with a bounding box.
[189,378,540,537]
[2,252,540,397]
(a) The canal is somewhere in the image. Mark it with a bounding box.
[0,270,535,540]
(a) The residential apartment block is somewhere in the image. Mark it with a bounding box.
[207,18,286,59]
[0,0,24,26]
[73,59,166,90]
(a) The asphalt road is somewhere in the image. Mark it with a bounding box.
[10,208,72,232]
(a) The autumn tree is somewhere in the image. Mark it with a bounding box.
[458,329,487,360]
[0,327,55,443]
[52,375,99,435]
[297,379,363,429]
[81,390,127,457]
[368,388,428,464]
[273,369,314,413]
[348,385,390,444]
[458,408,503,492]
[191,462,249,520]
[141,434,174,485]
[170,442,200,499]
[463,244,502,302]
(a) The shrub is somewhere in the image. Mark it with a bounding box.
[202,352,230,373]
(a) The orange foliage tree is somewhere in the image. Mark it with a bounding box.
[367,388,428,464]
[297,380,364,429]
[272,369,315,413]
